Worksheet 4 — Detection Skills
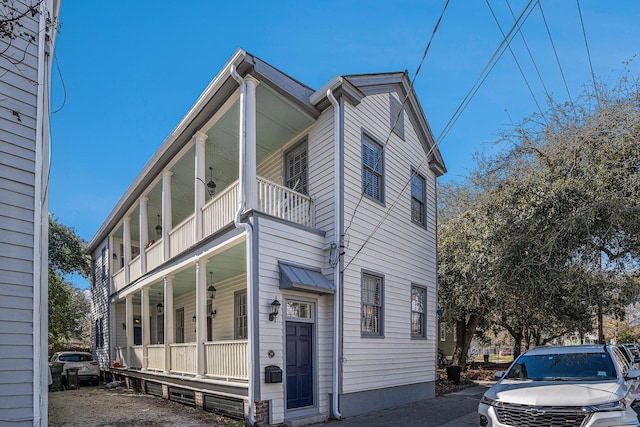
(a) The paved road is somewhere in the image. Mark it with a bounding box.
[319,385,489,427]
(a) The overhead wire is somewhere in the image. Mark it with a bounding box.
[344,0,540,271]
[505,0,551,101]
[436,0,538,144]
[575,0,599,102]
[344,0,450,235]
[538,1,573,104]
[485,0,546,120]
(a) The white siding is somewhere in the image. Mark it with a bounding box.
[256,217,333,424]
[0,0,53,424]
[91,238,112,369]
[340,92,438,394]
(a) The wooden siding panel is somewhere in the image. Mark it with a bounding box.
[339,92,438,393]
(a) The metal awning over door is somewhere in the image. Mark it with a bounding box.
[278,261,334,295]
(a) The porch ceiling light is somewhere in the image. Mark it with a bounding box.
[269,298,281,322]
[206,166,217,197]
[207,272,217,299]
[155,214,162,236]
[157,302,164,314]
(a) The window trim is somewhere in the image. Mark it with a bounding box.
[361,131,385,204]
[234,290,248,340]
[410,284,427,339]
[410,168,427,228]
[283,137,309,195]
[360,270,384,338]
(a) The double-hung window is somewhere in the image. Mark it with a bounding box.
[285,139,308,195]
[362,134,384,202]
[361,272,383,336]
[235,291,248,340]
[411,170,426,227]
[411,285,427,338]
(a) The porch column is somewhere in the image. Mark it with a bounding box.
[109,300,116,366]
[139,197,149,273]
[245,75,258,211]
[194,131,208,242]
[162,170,173,261]
[123,217,131,284]
[163,276,174,373]
[108,234,115,293]
[195,259,207,378]
[141,287,150,370]
[125,295,133,367]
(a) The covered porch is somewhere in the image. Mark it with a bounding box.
[112,241,250,383]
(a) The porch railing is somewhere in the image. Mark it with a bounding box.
[147,344,165,371]
[129,255,142,282]
[130,345,143,369]
[257,177,312,227]
[145,239,163,271]
[169,215,195,257]
[205,340,248,381]
[169,343,197,375]
[113,269,125,292]
[202,180,239,237]
[115,346,127,367]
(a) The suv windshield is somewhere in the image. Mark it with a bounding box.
[59,354,93,362]
[505,352,617,381]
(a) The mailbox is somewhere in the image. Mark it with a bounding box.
[265,365,282,383]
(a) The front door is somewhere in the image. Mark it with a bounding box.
[286,322,313,409]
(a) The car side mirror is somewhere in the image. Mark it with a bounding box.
[626,369,640,380]
[494,371,505,379]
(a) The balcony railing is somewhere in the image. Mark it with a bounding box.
[113,268,125,292]
[129,255,142,282]
[170,343,197,375]
[203,180,239,236]
[115,346,127,367]
[145,239,163,271]
[205,340,248,381]
[169,216,195,257]
[147,344,165,371]
[131,345,143,369]
[257,177,312,227]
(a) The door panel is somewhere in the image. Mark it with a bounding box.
[286,322,313,409]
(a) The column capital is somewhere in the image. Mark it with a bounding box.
[162,169,173,178]
[194,131,208,144]
[140,196,149,203]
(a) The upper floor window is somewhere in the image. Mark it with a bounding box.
[361,271,383,337]
[411,285,426,338]
[411,170,427,227]
[101,246,107,279]
[285,139,308,195]
[362,134,384,202]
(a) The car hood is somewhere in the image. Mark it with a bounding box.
[486,380,624,406]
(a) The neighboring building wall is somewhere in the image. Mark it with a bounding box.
[339,91,437,412]
[0,1,58,425]
[91,239,111,370]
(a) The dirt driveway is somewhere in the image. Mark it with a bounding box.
[48,384,243,427]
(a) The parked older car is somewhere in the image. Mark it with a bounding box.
[50,351,100,386]
[478,345,640,427]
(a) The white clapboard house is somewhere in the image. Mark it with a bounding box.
[0,0,60,425]
[87,48,445,426]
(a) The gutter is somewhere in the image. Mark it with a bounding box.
[326,89,342,420]
[229,65,257,426]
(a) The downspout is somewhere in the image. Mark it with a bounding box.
[230,65,257,426]
[326,89,342,420]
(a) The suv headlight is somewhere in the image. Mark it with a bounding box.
[481,395,500,407]
[584,400,626,412]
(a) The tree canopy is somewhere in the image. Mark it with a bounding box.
[439,74,640,363]
[48,215,91,350]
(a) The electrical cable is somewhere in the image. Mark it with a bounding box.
[52,50,66,114]
[344,0,450,234]
[576,0,599,102]
[486,0,545,120]
[437,0,538,144]
[538,1,573,104]
[505,0,551,101]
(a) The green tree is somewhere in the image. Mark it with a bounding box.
[48,215,91,350]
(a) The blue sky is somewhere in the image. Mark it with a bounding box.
[49,1,640,289]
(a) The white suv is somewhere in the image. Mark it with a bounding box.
[478,345,640,427]
[50,351,100,386]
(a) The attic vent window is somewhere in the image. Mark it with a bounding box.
[389,94,405,140]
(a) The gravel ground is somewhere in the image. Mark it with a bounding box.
[48,384,244,427]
